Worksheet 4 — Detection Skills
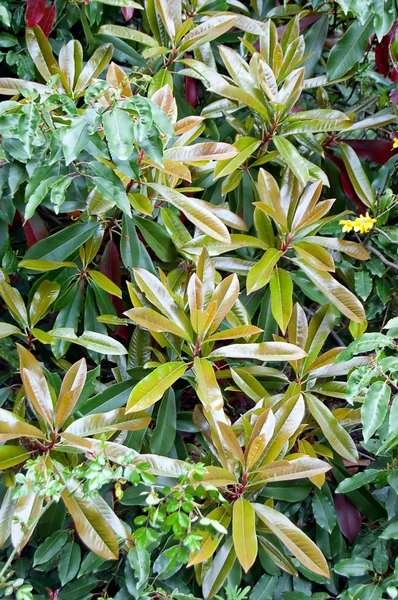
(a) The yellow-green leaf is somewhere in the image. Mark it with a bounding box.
[19,260,77,271]
[233,498,257,573]
[188,507,231,566]
[29,280,60,327]
[88,270,122,298]
[55,358,87,429]
[126,361,187,413]
[17,344,54,426]
[0,281,28,327]
[0,445,29,470]
[61,477,119,559]
[209,342,306,361]
[253,502,329,577]
[0,408,45,442]
[124,307,192,342]
[194,358,223,411]
[149,184,231,243]
[247,248,282,294]
[0,323,21,339]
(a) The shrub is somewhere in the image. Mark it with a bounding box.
[0,0,397,599]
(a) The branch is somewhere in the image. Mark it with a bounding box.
[375,228,398,245]
[366,244,398,272]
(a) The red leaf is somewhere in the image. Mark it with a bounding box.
[390,89,398,104]
[278,14,321,37]
[184,77,198,109]
[26,0,47,27]
[391,66,398,83]
[338,138,398,165]
[121,7,134,21]
[100,240,124,316]
[334,494,361,544]
[37,4,56,37]
[22,212,48,247]
[326,151,366,214]
[375,24,396,77]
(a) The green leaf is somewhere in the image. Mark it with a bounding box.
[103,108,135,160]
[149,388,176,455]
[232,498,257,573]
[126,361,188,413]
[120,215,155,274]
[362,381,391,443]
[354,270,373,301]
[305,393,358,462]
[312,484,337,533]
[61,118,90,166]
[58,541,81,587]
[327,16,374,79]
[270,267,293,334]
[128,546,150,591]
[202,537,236,600]
[334,557,373,577]
[24,222,99,262]
[273,136,309,185]
[34,531,68,566]
[335,469,379,494]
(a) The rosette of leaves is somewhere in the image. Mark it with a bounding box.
[221,302,366,463]
[0,265,127,359]
[0,345,151,558]
[181,170,368,326]
[178,17,395,186]
[185,400,331,598]
[113,257,307,414]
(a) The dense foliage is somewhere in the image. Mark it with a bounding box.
[0,0,397,599]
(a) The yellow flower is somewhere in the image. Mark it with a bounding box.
[340,213,376,235]
[339,219,354,233]
[393,138,398,149]
[114,482,124,500]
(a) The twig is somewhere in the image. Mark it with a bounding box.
[366,245,398,272]
[375,228,398,245]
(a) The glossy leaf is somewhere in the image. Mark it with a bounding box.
[233,498,257,572]
[253,503,329,577]
[126,361,187,413]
